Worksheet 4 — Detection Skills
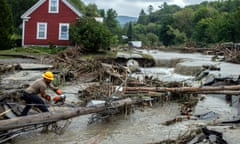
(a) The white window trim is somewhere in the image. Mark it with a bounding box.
[48,0,59,13]
[37,22,47,39]
[59,23,69,40]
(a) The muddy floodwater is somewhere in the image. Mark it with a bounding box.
[12,96,240,144]
[2,49,240,144]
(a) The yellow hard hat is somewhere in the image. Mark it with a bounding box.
[42,71,54,80]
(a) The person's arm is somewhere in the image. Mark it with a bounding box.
[49,83,62,94]
[40,89,51,101]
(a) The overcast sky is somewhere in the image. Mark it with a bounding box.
[82,0,217,17]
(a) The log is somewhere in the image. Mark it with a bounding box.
[101,63,127,80]
[0,98,136,132]
[192,90,240,95]
[124,85,240,94]
[19,63,53,70]
[124,90,240,95]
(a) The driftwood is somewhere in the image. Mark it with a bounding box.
[125,90,240,95]
[101,63,125,80]
[19,63,53,70]
[193,90,240,95]
[0,98,137,132]
[124,85,240,95]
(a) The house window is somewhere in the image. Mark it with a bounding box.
[49,0,59,13]
[59,23,69,40]
[37,23,47,39]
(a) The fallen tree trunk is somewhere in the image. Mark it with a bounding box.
[0,98,137,132]
[192,90,240,95]
[124,85,240,94]
[125,90,240,95]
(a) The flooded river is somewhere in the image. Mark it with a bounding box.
[2,49,240,144]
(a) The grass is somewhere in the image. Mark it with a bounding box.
[0,46,153,61]
[0,47,118,62]
[0,46,66,55]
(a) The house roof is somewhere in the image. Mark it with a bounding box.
[21,0,82,19]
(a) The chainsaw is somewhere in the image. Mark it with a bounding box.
[53,94,66,105]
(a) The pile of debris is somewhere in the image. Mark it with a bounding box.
[49,47,130,84]
[151,127,227,144]
[217,42,240,64]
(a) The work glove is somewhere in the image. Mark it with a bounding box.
[55,89,62,95]
[43,95,51,101]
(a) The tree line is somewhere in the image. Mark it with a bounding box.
[126,0,240,47]
[1,0,240,51]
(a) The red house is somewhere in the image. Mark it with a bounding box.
[21,0,82,47]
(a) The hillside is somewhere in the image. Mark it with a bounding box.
[116,16,137,27]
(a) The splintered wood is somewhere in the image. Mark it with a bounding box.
[53,47,129,83]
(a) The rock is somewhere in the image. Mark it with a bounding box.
[126,59,140,72]
[116,52,142,59]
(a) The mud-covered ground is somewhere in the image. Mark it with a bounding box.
[1,49,240,144]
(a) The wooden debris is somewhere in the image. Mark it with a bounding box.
[148,128,202,144]
[0,64,21,74]
[149,127,228,144]
[0,109,11,117]
[51,48,130,84]
[218,42,240,64]
[19,63,53,70]
[0,98,138,131]
[124,85,240,94]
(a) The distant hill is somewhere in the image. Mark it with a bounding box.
[116,16,138,27]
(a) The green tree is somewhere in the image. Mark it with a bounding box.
[229,8,240,42]
[104,8,121,45]
[170,27,187,44]
[104,8,121,35]
[149,3,180,24]
[146,33,159,46]
[7,0,37,31]
[70,17,111,53]
[174,8,194,38]
[137,9,148,25]
[0,0,14,49]
[138,34,149,46]
[99,9,105,18]
[148,5,154,14]
[215,11,239,43]
[192,18,214,46]
[159,25,175,46]
[85,3,99,17]
[126,22,133,41]
[133,24,146,35]
[192,6,218,24]
[69,0,85,12]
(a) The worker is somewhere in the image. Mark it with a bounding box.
[21,71,62,116]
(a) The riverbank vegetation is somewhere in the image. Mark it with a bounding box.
[3,0,240,50]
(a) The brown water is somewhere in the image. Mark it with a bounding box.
[11,95,240,144]
[13,103,183,144]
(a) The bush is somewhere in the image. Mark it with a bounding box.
[70,17,112,53]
